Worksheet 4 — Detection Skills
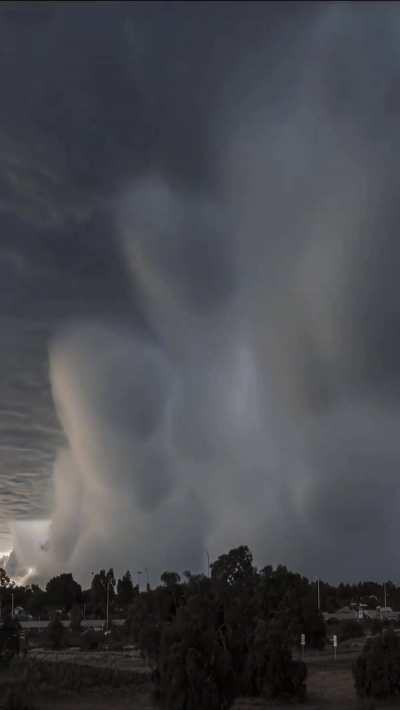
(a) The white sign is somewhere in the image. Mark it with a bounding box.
[333,634,338,648]
[300,633,306,646]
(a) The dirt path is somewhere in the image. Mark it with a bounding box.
[307,664,356,706]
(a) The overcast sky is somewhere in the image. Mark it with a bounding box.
[1,1,400,585]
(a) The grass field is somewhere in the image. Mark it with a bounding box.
[1,642,399,709]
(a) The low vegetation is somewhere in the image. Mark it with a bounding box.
[353,629,400,700]
[338,619,364,642]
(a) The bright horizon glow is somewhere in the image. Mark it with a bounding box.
[9,565,37,586]
[10,520,50,578]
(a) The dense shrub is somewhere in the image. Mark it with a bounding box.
[154,603,306,709]
[300,609,326,650]
[105,622,126,650]
[0,617,21,658]
[69,604,82,632]
[255,567,327,650]
[326,617,339,626]
[368,618,385,635]
[156,612,234,709]
[79,628,104,651]
[125,592,163,663]
[109,621,125,642]
[338,619,364,642]
[255,620,307,700]
[353,629,400,699]
[66,629,82,647]
[46,615,65,650]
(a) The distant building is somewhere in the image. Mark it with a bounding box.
[324,605,400,623]
[323,606,358,622]
[377,606,398,621]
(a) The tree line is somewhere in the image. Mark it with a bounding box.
[0,551,397,621]
[0,566,138,619]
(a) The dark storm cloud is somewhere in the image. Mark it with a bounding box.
[0,1,270,214]
[3,2,400,584]
[1,0,310,554]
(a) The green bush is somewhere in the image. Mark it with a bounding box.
[79,628,103,651]
[353,629,400,699]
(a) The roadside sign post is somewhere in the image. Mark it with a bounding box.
[333,634,337,660]
[300,633,305,660]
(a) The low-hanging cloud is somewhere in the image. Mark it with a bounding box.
[30,323,208,584]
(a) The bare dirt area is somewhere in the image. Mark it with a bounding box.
[307,664,356,707]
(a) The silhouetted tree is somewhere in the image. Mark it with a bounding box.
[91,569,115,617]
[47,613,66,650]
[0,568,14,616]
[46,573,81,612]
[211,545,255,587]
[0,568,11,589]
[117,571,135,606]
[160,571,181,587]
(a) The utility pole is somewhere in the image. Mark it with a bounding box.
[384,582,387,609]
[317,578,320,611]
